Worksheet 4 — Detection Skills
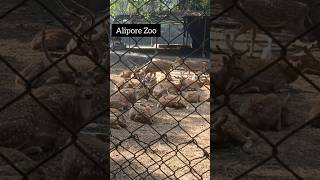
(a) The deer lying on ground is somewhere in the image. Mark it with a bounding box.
[61,133,108,180]
[110,108,127,129]
[213,114,256,153]
[152,80,181,99]
[217,35,316,93]
[16,29,75,89]
[182,90,210,103]
[213,43,249,97]
[31,28,72,51]
[129,99,154,124]
[119,69,134,78]
[110,87,149,110]
[178,74,203,91]
[0,70,98,154]
[157,91,189,109]
[240,93,291,131]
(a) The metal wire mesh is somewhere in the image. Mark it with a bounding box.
[212,0,320,179]
[0,0,108,179]
[110,0,210,179]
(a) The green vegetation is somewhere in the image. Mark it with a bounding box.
[110,0,208,17]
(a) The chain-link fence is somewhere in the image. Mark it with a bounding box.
[212,0,320,179]
[0,0,108,179]
[110,0,210,179]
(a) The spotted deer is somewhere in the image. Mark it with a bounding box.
[213,114,256,153]
[61,133,108,180]
[129,99,154,124]
[16,28,74,89]
[0,70,98,153]
[239,93,291,131]
[31,28,72,51]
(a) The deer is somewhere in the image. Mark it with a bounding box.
[157,90,189,109]
[213,114,256,153]
[129,99,154,124]
[178,73,203,91]
[0,69,98,155]
[56,0,107,66]
[110,87,149,111]
[137,58,174,80]
[16,28,76,89]
[152,80,181,99]
[217,34,315,94]
[240,93,291,131]
[306,97,320,128]
[182,90,210,103]
[173,57,208,75]
[31,28,72,51]
[215,0,308,56]
[61,133,108,180]
[110,108,127,129]
[213,41,250,97]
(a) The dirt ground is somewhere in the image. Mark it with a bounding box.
[110,57,210,179]
[212,52,320,179]
[0,4,210,180]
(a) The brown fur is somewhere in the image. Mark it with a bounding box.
[31,28,71,51]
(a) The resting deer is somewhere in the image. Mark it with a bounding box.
[0,70,98,154]
[182,90,209,103]
[213,114,256,153]
[110,87,149,110]
[110,108,127,129]
[157,90,189,109]
[129,99,154,124]
[178,73,203,91]
[217,34,312,93]
[31,28,72,51]
[240,93,291,131]
[152,80,181,99]
[61,133,108,180]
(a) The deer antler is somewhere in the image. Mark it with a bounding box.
[225,34,237,53]
[69,0,95,27]
[41,27,66,75]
